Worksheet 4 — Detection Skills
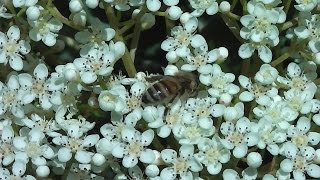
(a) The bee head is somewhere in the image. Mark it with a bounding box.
[190,79,198,92]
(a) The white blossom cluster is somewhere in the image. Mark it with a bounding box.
[0,0,320,179]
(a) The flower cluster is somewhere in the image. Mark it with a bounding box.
[1,0,320,179]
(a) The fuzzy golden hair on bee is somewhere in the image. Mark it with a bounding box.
[142,71,199,105]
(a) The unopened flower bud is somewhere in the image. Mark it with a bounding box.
[36,166,50,177]
[247,152,263,168]
[69,0,83,12]
[85,0,99,9]
[166,6,182,20]
[145,164,159,177]
[219,1,231,13]
[26,6,41,20]
[180,12,192,24]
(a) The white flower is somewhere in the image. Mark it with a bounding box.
[240,3,280,43]
[200,64,239,99]
[50,63,80,81]
[183,97,216,129]
[18,63,53,109]
[0,75,26,118]
[0,161,36,180]
[279,143,320,179]
[142,100,182,138]
[52,88,79,115]
[95,121,131,155]
[254,64,279,85]
[294,14,320,54]
[238,39,277,63]
[55,106,95,133]
[252,118,286,155]
[253,95,298,129]
[21,113,60,137]
[223,167,258,180]
[0,25,31,71]
[173,121,214,145]
[98,84,127,112]
[28,14,63,46]
[277,62,317,93]
[160,145,203,180]
[75,19,115,55]
[294,0,318,11]
[223,102,244,122]
[238,74,278,105]
[52,125,99,163]
[111,82,145,126]
[181,46,229,73]
[13,128,54,168]
[188,0,218,17]
[194,137,231,175]
[74,48,116,84]
[220,117,259,158]
[112,127,155,168]
[287,116,320,149]
[0,125,15,166]
[284,88,316,115]
[67,163,104,180]
[161,17,206,59]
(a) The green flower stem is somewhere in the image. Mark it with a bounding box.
[231,0,239,10]
[240,0,247,12]
[154,11,166,16]
[105,5,136,77]
[119,20,136,34]
[280,17,298,32]
[47,6,83,31]
[105,5,147,77]
[241,58,250,76]
[16,7,26,17]
[130,21,142,62]
[299,50,314,60]
[62,153,75,180]
[283,0,292,14]
[5,1,17,15]
[226,12,240,21]
[220,13,244,44]
[271,52,291,67]
[124,33,134,40]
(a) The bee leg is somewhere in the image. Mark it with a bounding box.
[166,96,181,108]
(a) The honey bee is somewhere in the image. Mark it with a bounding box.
[142,71,199,105]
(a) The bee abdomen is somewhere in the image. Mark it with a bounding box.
[142,79,179,104]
